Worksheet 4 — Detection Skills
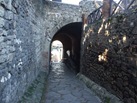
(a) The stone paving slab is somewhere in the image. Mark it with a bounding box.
[44,63,102,103]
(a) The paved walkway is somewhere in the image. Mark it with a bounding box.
[44,63,102,103]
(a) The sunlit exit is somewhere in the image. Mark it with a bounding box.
[51,40,63,63]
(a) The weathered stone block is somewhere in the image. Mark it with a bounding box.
[12,0,19,9]
[0,55,7,64]
[0,29,7,36]
[0,6,5,17]
[0,36,4,42]
[0,48,8,55]
[7,53,14,61]
[8,46,15,52]
[0,17,5,28]
[4,10,13,20]
[0,42,7,50]
[1,0,12,10]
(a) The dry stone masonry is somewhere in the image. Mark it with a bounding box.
[81,6,137,103]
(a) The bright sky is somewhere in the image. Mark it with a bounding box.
[62,0,82,5]
[62,0,119,5]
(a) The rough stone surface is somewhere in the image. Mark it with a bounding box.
[81,6,137,103]
[43,63,102,103]
[0,0,98,103]
[0,6,4,17]
[79,0,102,17]
[0,0,47,102]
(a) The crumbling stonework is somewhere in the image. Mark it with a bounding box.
[81,7,137,103]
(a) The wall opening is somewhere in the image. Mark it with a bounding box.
[50,22,82,73]
[51,40,63,63]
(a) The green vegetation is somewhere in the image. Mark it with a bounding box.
[105,97,111,103]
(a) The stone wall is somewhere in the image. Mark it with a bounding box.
[0,0,47,102]
[43,0,98,69]
[0,0,99,102]
[79,0,102,17]
[81,7,137,103]
[44,1,81,38]
[43,0,100,39]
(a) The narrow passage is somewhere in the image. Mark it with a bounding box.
[44,63,101,103]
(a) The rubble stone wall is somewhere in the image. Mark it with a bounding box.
[81,8,137,103]
[0,0,47,102]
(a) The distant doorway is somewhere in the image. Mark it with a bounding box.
[51,40,63,63]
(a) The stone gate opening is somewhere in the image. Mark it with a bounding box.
[50,22,82,73]
[51,40,63,63]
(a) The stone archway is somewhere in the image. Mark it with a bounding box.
[43,18,82,73]
[48,21,82,73]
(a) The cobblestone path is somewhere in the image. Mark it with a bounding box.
[44,63,102,103]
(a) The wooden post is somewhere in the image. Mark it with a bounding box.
[102,0,112,20]
[82,14,88,30]
[82,14,87,25]
[80,14,87,73]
